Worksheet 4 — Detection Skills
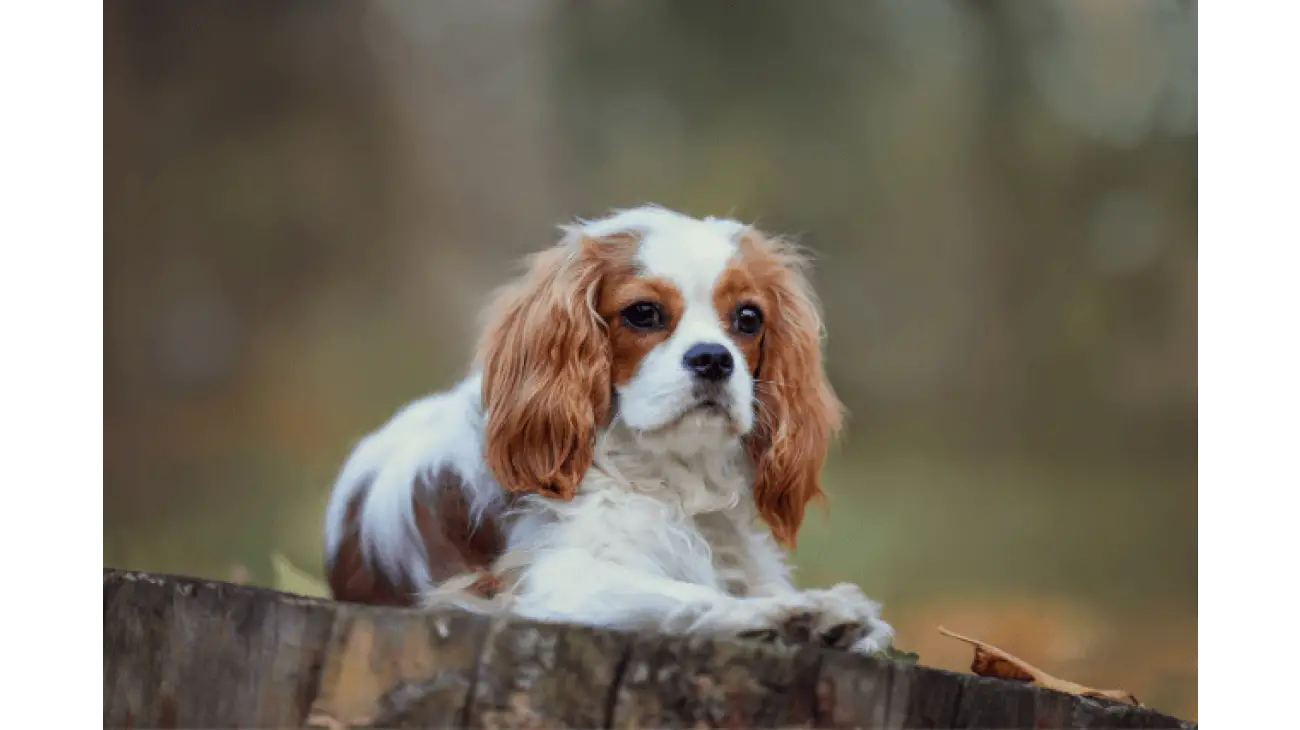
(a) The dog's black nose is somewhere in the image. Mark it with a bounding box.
[683,343,735,381]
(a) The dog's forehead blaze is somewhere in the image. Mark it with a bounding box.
[635,224,739,299]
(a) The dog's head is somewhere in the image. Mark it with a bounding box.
[476,206,844,545]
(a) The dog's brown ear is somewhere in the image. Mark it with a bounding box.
[477,238,616,499]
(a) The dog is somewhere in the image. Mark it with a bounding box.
[323,205,893,654]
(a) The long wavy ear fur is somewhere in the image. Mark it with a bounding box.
[742,234,846,548]
[477,237,615,500]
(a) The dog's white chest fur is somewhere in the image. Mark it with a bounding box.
[506,423,758,594]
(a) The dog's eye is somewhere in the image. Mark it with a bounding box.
[621,301,666,331]
[733,304,764,336]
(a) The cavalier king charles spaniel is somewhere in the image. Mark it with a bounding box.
[323,205,894,654]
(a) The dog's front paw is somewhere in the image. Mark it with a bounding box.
[786,584,894,654]
[821,583,894,654]
[733,584,894,654]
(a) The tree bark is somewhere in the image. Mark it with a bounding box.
[104,568,1195,729]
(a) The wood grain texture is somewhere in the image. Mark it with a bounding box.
[103,569,1196,729]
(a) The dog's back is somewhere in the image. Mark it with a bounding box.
[323,373,509,605]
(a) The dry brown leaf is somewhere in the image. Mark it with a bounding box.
[938,626,1141,706]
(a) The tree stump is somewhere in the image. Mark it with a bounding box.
[103,568,1195,729]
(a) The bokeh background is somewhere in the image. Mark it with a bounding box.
[104,0,1197,719]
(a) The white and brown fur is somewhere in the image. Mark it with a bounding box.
[323,205,893,653]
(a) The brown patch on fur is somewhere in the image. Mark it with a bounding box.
[729,232,846,548]
[597,275,684,385]
[477,235,638,500]
[326,472,506,606]
[327,494,416,606]
[428,474,508,573]
[466,570,505,599]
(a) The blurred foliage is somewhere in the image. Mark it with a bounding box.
[270,552,330,599]
[104,0,1196,720]
[877,646,922,665]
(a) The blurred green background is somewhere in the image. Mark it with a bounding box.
[103,0,1196,719]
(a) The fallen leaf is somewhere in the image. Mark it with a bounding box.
[938,626,1141,706]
